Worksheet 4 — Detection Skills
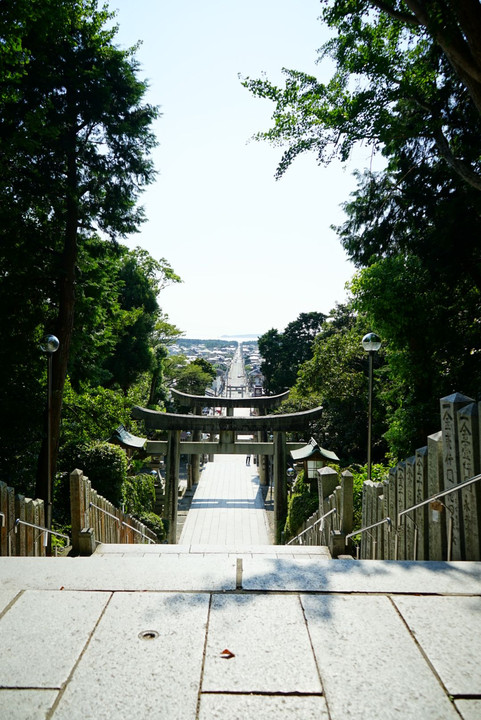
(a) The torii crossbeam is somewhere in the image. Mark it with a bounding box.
[132,401,324,543]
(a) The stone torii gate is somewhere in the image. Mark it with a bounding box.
[132,399,324,543]
[170,388,290,488]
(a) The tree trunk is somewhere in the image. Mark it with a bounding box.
[35,126,78,536]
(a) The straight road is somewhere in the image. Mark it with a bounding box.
[179,343,271,545]
[178,455,270,545]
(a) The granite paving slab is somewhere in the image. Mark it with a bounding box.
[3,557,481,595]
[393,595,481,695]
[186,544,330,556]
[242,557,481,594]
[0,689,58,720]
[179,459,270,545]
[202,593,322,694]
[198,694,329,719]
[0,588,20,614]
[454,699,481,720]
[301,594,459,719]
[94,543,193,555]
[0,555,236,591]
[0,590,109,688]
[52,592,209,720]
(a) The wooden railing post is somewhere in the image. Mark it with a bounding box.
[341,470,354,536]
[70,468,95,555]
[338,470,354,556]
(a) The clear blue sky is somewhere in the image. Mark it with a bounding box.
[107,0,371,338]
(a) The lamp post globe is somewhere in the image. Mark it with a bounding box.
[362,333,381,482]
[362,332,382,353]
[40,334,60,354]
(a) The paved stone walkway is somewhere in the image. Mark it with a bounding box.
[1,396,481,718]
[1,554,481,719]
[179,455,271,546]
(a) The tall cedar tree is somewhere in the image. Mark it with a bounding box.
[0,1,158,503]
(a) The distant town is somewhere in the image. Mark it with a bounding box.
[169,338,263,396]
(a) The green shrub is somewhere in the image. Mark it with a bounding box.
[347,463,390,532]
[292,468,307,494]
[284,490,319,540]
[123,473,156,515]
[137,511,165,542]
[76,441,128,506]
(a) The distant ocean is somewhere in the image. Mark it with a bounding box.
[182,335,259,342]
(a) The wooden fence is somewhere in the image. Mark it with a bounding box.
[0,481,47,556]
[70,468,158,555]
[360,392,481,561]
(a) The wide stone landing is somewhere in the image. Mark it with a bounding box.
[0,554,480,719]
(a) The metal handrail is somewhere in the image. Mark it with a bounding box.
[345,517,392,560]
[396,471,481,561]
[345,517,392,543]
[397,471,481,524]
[286,507,337,545]
[0,512,5,527]
[89,502,120,524]
[89,502,155,544]
[121,521,155,544]
[15,519,70,546]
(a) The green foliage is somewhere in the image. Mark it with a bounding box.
[191,358,216,382]
[243,0,481,462]
[242,2,481,190]
[348,463,391,534]
[51,526,70,553]
[68,244,180,393]
[101,249,180,393]
[76,442,128,507]
[59,380,132,469]
[285,489,320,540]
[172,359,216,396]
[284,469,320,540]
[293,303,386,464]
[137,511,165,543]
[0,0,163,499]
[351,256,481,457]
[292,468,306,494]
[258,312,326,394]
[147,316,183,406]
[123,473,156,516]
[53,472,72,526]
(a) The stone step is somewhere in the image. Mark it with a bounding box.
[93,543,332,558]
[2,556,481,720]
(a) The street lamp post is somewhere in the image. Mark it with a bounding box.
[361,333,381,482]
[40,334,60,544]
[287,467,296,496]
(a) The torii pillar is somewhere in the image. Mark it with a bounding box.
[165,430,180,543]
[273,431,288,543]
[257,406,268,487]
[191,405,202,488]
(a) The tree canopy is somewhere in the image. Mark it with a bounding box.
[0,1,180,500]
[246,0,481,460]
[258,312,326,394]
[242,0,481,191]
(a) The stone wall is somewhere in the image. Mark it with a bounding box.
[361,393,481,561]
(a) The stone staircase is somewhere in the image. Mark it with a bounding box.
[1,552,481,719]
